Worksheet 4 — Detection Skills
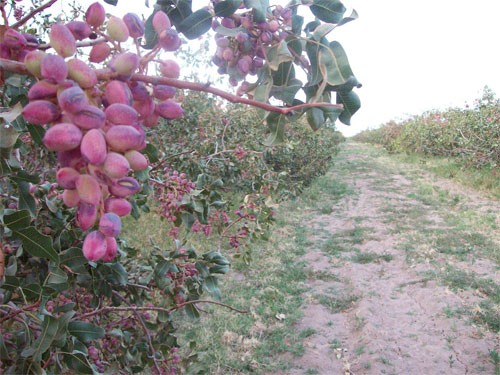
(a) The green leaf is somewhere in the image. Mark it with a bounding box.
[286,36,302,57]
[11,170,40,184]
[30,315,58,362]
[306,107,325,131]
[0,123,18,149]
[209,264,230,274]
[0,334,9,361]
[63,352,94,374]
[272,79,302,104]
[309,0,346,24]
[291,15,304,34]
[264,113,287,146]
[3,209,31,230]
[319,41,356,86]
[22,283,41,299]
[143,12,159,49]
[107,263,128,285]
[203,276,221,300]
[181,212,196,230]
[154,261,177,292]
[142,143,159,163]
[338,9,359,26]
[0,158,11,177]
[178,9,212,39]
[313,23,336,41]
[267,40,293,71]
[103,0,118,4]
[214,0,240,17]
[0,102,23,123]
[60,247,87,273]
[46,266,69,292]
[271,61,295,86]
[68,321,105,342]
[54,302,76,314]
[305,39,325,87]
[185,303,200,319]
[337,90,360,125]
[243,0,269,23]
[13,179,38,217]
[13,227,59,264]
[195,261,210,278]
[164,0,193,27]
[25,124,45,145]
[1,276,19,291]
[305,20,321,33]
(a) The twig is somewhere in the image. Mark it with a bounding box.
[0,192,19,201]
[77,299,247,319]
[0,240,4,283]
[38,37,107,50]
[0,301,41,323]
[1,4,9,27]
[150,150,197,172]
[112,291,161,371]
[130,72,343,115]
[11,0,58,29]
[0,59,344,116]
[217,216,245,253]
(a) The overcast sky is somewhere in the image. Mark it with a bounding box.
[72,0,500,136]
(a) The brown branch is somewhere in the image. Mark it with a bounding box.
[217,215,245,253]
[38,37,107,51]
[0,301,41,323]
[77,299,247,320]
[1,5,9,28]
[0,59,344,116]
[11,0,58,29]
[150,150,197,172]
[0,240,4,282]
[111,291,161,370]
[129,72,343,115]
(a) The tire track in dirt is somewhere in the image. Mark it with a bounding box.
[285,142,499,375]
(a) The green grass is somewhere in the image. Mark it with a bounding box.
[396,152,500,199]
[317,293,359,314]
[120,154,355,373]
[423,266,500,331]
[350,252,393,264]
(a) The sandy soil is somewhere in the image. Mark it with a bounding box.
[284,143,499,375]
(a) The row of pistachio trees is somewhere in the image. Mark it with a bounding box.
[0,0,360,373]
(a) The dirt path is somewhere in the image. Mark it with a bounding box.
[285,142,500,375]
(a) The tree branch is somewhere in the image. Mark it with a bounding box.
[11,0,58,29]
[0,58,344,116]
[77,299,247,320]
[38,37,107,51]
[129,72,343,115]
[0,301,41,323]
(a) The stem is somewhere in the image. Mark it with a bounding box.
[217,215,245,253]
[150,150,197,172]
[112,291,161,371]
[0,239,4,283]
[77,299,247,320]
[0,59,344,116]
[130,72,343,115]
[1,4,9,27]
[0,301,41,323]
[11,0,58,29]
[38,38,107,51]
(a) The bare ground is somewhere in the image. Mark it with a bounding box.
[283,142,500,375]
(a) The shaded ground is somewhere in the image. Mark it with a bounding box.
[284,142,500,375]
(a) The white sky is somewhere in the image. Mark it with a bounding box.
[333,0,500,136]
[54,0,500,136]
